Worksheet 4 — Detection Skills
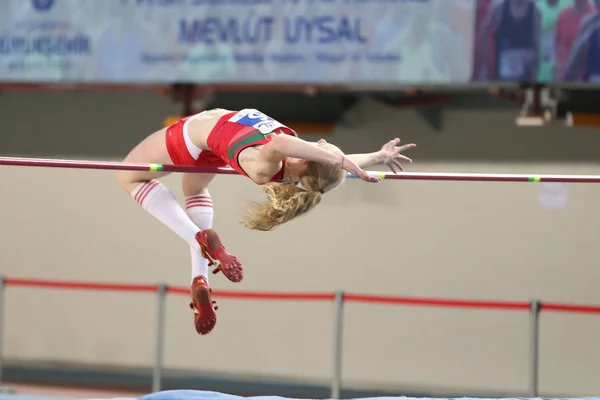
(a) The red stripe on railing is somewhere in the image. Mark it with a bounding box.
[168,286,335,301]
[343,294,530,310]
[3,277,600,314]
[4,278,156,292]
[541,303,600,314]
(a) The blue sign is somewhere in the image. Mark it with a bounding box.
[0,0,476,84]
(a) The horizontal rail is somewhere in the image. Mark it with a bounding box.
[540,303,600,314]
[343,294,531,309]
[4,278,156,292]
[167,286,335,301]
[2,156,600,183]
[3,277,600,314]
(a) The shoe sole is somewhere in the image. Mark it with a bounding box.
[193,285,212,309]
[192,286,216,335]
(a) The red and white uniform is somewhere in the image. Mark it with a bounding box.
[165,109,297,183]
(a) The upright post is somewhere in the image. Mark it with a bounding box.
[529,298,541,397]
[0,277,5,386]
[152,283,167,393]
[331,291,345,400]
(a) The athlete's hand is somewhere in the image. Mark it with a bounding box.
[341,157,380,183]
[378,138,416,174]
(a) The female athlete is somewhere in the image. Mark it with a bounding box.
[116,108,416,335]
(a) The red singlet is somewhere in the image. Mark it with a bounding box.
[165,109,297,184]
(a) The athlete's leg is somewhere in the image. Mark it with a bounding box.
[182,172,243,336]
[181,164,244,284]
[182,173,217,283]
[182,173,218,335]
[116,129,202,251]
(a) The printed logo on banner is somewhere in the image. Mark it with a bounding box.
[0,0,92,81]
[31,0,55,11]
[0,0,477,84]
[229,109,293,135]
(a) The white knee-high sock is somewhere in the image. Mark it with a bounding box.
[185,193,214,283]
[132,180,201,251]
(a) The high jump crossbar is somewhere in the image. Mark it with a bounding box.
[0,156,599,183]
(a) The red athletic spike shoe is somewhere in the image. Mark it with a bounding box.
[196,229,243,283]
[190,276,217,335]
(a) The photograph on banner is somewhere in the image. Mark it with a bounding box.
[0,0,476,85]
[472,0,600,83]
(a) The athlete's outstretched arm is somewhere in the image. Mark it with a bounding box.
[255,135,379,182]
[345,138,416,173]
[343,152,380,168]
[260,135,342,165]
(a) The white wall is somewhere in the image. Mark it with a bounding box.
[0,93,599,396]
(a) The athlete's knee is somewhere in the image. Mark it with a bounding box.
[183,185,210,198]
[182,173,215,197]
[116,170,139,194]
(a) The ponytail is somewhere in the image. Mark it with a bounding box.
[243,158,345,231]
[243,182,323,231]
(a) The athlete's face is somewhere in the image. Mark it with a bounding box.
[285,157,309,180]
[287,139,344,179]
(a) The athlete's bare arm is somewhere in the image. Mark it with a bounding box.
[345,152,382,169]
[345,138,416,173]
[246,135,342,184]
[246,135,378,183]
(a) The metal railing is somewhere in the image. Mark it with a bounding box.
[1,277,599,398]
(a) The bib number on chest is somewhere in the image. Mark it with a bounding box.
[229,109,294,135]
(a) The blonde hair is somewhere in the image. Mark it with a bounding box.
[243,160,346,231]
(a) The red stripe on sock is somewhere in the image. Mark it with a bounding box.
[134,180,156,204]
[185,202,213,207]
[134,181,153,204]
[186,196,212,204]
[186,199,212,205]
[139,180,160,205]
[185,195,211,203]
[185,201,213,209]
[135,180,159,205]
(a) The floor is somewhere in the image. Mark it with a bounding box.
[4,383,145,399]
